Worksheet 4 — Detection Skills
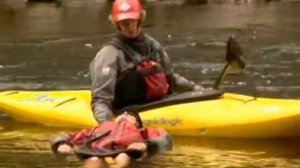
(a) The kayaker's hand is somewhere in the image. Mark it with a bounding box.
[128,142,147,152]
[110,153,131,168]
[84,156,105,168]
[57,144,74,154]
[115,112,137,124]
[193,84,205,91]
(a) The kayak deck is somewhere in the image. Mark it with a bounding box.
[0,90,300,138]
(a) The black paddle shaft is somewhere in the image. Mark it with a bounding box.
[84,130,111,146]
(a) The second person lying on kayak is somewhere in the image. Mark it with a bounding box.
[89,0,204,124]
[50,112,172,168]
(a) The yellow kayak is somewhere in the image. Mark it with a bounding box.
[0,89,300,138]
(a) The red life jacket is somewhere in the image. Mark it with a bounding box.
[68,120,164,152]
[109,37,170,109]
[136,60,169,101]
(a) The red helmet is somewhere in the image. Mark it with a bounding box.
[111,0,142,22]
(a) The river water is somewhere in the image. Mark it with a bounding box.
[0,0,300,167]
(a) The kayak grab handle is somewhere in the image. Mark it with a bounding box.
[55,97,76,107]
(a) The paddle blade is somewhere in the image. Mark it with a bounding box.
[226,37,246,70]
[213,37,246,89]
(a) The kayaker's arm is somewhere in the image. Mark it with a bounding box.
[151,39,204,92]
[89,46,119,124]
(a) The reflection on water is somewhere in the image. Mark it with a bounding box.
[0,0,300,167]
[161,137,300,168]
[1,119,300,168]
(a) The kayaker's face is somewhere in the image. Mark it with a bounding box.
[118,19,140,38]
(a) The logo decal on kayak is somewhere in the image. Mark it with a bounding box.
[143,118,183,126]
[18,95,58,102]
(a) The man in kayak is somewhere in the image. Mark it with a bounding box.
[89,0,204,124]
[51,112,172,168]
